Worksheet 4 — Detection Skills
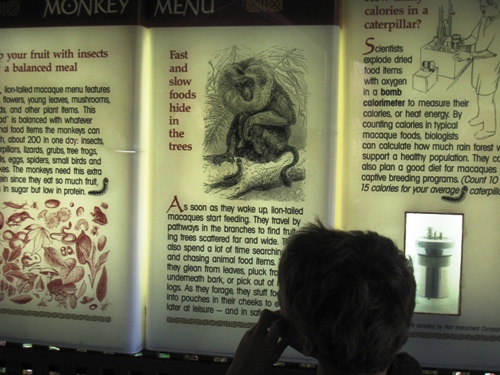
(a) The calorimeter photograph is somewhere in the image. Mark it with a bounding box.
[405,212,464,315]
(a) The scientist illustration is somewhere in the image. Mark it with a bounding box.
[453,0,500,140]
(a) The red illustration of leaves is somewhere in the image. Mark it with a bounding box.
[0,280,9,291]
[43,247,66,268]
[8,246,22,262]
[95,251,109,271]
[6,270,26,280]
[96,266,107,303]
[25,224,52,250]
[10,294,33,304]
[64,258,76,271]
[61,266,85,285]
[77,280,87,299]
[4,275,14,284]
[2,262,20,273]
[7,285,16,297]
[2,263,27,282]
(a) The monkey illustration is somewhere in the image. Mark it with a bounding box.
[212,58,299,187]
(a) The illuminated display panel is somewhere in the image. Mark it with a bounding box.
[1,0,499,371]
[341,0,500,370]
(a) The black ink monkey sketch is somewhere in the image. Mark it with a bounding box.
[212,57,300,187]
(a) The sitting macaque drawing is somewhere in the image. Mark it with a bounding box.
[212,58,299,187]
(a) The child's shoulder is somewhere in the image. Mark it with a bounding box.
[387,353,422,375]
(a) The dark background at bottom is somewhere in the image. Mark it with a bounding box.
[0,342,495,375]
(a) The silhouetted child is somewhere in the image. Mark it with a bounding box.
[226,221,422,375]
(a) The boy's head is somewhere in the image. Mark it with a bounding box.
[278,222,416,374]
